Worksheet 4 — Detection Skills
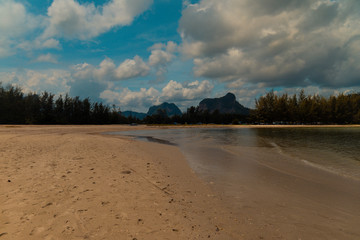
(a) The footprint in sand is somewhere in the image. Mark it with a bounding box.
[41,202,53,208]
[0,233,8,237]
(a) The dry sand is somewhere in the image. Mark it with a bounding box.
[0,125,239,240]
[1,125,359,240]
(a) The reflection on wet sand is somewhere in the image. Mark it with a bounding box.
[119,127,360,239]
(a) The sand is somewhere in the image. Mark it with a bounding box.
[1,125,359,240]
[0,125,241,240]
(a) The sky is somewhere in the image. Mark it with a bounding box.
[1,0,360,112]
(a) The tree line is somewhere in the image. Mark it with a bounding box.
[1,82,359,125]
[0,83,250,125]
[0,84,126,124]
[132,90,360,125]
[254,90,360,124]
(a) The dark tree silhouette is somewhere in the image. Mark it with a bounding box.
[253,90,360,124]
[1,82,359,125]
[0,83,125,125]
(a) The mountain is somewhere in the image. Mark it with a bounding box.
[147,102,182,117]
[121,111,147,120]
[198,93,250,115]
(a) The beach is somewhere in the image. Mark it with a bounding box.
[0,125,240,239]
[1,125,360,240]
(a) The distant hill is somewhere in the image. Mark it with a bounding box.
[147,102,182,117]
[121,111,147,120]
[198,93,250,115]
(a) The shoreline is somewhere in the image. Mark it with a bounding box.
[112,125,360,239]
[1,125,360,239]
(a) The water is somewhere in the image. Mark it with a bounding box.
[115,127,360,181]
[113,127,360,238]
[252,127,360,179]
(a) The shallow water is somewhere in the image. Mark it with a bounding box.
[116,127,360,181]
[113,127,360,239]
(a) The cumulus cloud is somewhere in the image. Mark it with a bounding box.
[35,53,58,64]
[179,0,360,88]
[115,56,150,80]
[42,0,153,40]
[160,79,213,102]
[94,58,117,80]
[100,87,160,112]
[148,41,178,81]
[1,0,153,55]
[149,49,172,67]
[70,58,115,100]
[100,79,213,111]
[0,69,71,95]
[69,56,150,101]
[73,56,150,81]
[0,0,41,37]
[149,41,177,66]
[0,0,43,57]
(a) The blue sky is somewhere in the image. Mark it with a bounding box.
[1,0,360,112]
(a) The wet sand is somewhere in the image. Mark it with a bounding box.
[115,125,360,239]
[0,125,359,239]
[213,143,360,239]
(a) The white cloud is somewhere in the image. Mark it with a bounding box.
[149,41,177,66]
[1,0,153,55]
[149,49,173,67]
[72,62,94,80]
[73,56,150,81]
[179,0,360,88]
[161,79,213,102]
[94,58,116,80]
[0,69,71,95]
[115,56,150,80]
[100,87,160,112]
[148,41,178,81]
[0,0,43,57]
[100,79,213,111]
[42,0,153,40]
[0,67,108,102]
[35,53,58,64]
[65,55,151,103]
[0,0,40,37]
